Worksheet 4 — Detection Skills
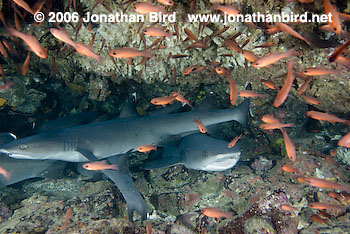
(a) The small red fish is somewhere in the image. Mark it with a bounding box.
[238,90,266,98]
[6,27,47,58]
[281,128,296,162]
[21,52,31,76]
[279,204,297,211]
[108,47,153,59]
[260,123,294,130]
[273,61,295,108]
[261,114,280,124]
[134,2,166,14]
[201,207,233,219]
[194,119,206,134]
[143,26,172,39]
[281,163,299,174]
[82,160,118,171]
[228,134,242,148]
[302,67,340,76]
[50,27,76,47]
[157,0,174,6]
[306,111,350,125]
[182,65,206,75]
[74,42,103,63]
[252,49,298,68]
[137,144,157,152]
[171,90,192,107]
[0,166,10,180]
[151,95,176,106]
[338,132,350,148]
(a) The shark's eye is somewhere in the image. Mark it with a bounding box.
[19,144,28,150]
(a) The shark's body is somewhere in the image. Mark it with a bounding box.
[0,99,250,163]
[142,134,241,171]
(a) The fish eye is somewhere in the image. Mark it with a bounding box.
[144,29,147,32]
[112,52,116,55]
[19,144,28,150]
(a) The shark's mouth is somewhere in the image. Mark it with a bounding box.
[7,153,34,159]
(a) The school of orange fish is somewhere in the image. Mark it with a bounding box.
[1,0,350,232]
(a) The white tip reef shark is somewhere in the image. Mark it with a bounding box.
[142,133,241,171]
[0,98,251,163]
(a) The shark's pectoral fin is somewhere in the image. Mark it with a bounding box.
[76,148,99,161]
[103,153,148,222]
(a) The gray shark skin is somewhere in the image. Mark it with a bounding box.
[142,134,241,171]
[0,133,66,188]
[0,98,250,162]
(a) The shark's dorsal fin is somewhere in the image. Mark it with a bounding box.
[197,92,216,110]
[0,132,17,145]
[118,93,139,118]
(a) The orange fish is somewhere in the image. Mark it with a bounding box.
[273,61,295,108]
[311,214,328,224]
[261,114,280,124]
[303,177,350,192]
[0,41,8,58]
[252,49,298,68]
[74,42,103,63]
[328,40,350,62]
[261,80,278,90]
[280,204,297,211]
[300,94,321,105]
[21,52,31,76]
[214,67,230,77]
[302,67,339,76]
[12,0,35,15]
[151,95,176,106]
[64,207,73,233]
[210,4,239,16]
[82,160,118,171]
[281,163,299,174]
[327,192,340,199]
[334,56,350,70]
[306,111,350,125]
[297,77,312,95]
[182,65,206,75]
[108,47,153,59]
[194,119,206,134]
[323,0,342,34]
[143,26,172,39]
[281,128,296,162]
[6,27,47,59]
[228,133,242,148]
[223,39,242,53]
[241,50,258,62]
[134,2,166,14]
[238,90,266,98]
[157,0,174,6]
[0,64,5,79]
[137,144,157,152]
[171,90,193,108]
[228,78,237,106]
[146,221,152,234]
[275,22,311,46]
[309,202,345,211]
[201,207,233,219]
[0,166,10,180]
[254,42,277,48]
[260,123,294,130]
[50,27,76,47]
[338,132,350,148]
